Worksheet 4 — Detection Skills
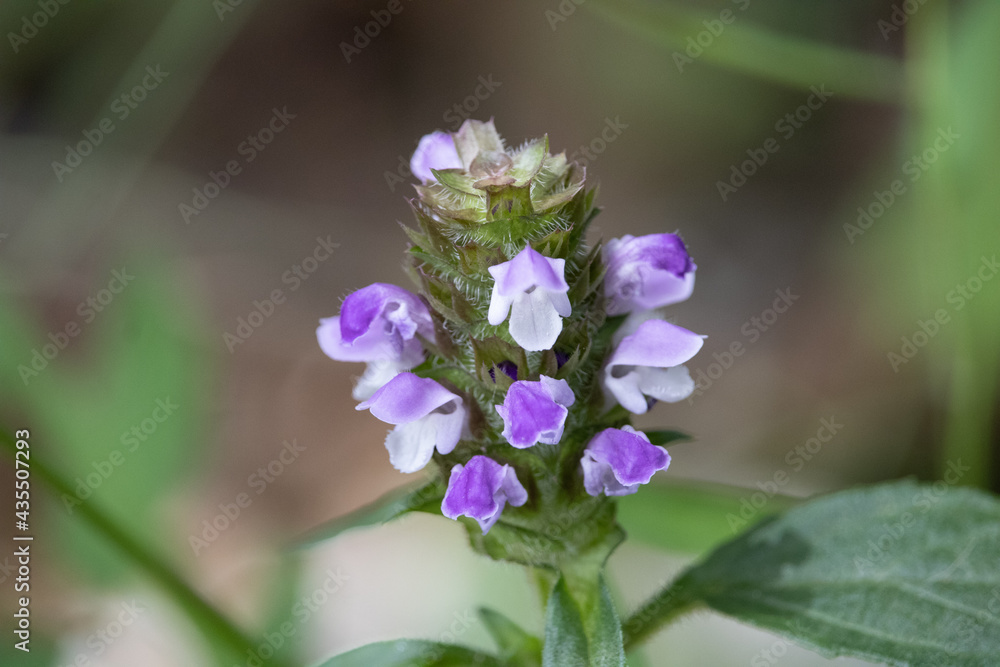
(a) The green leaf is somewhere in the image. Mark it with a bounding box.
[508,136,548,187]
[625,480,1000,666]
[295,480,443,548]
[0,258,212,584]
[642,430,690,446]
[586,576,626,667]
[542,577,590,667]
[617,480,798,554]
[314,640,502,667]
[478,607,543,666]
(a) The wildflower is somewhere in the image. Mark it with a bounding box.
[604,234,696,316]
[410,131,463,182]
[603,319,704,414]
[488,246,570,351]
[356,372,465,473]
[581,426,671,496]
[442,455,528,534]
[495,376,575,449]
[316,283,435,399]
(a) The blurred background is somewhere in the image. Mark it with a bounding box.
[1,0,997,665]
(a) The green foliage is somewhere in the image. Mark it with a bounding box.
[314,640,503,667]
[296,480,444,549]
[478,607,543,666]
[542,577,590,667]
[624,480,1000,665]
[542,575,625,667]
[617,479,797,554]
[0,258,210,584]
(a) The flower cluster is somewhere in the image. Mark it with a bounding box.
[317,120,702,552]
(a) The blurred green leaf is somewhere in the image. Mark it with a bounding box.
[0,256,211,584]
[315,640,502,667]
[478,607,542,666]
[586,576,626,667]
[914,0,1000,487]
[295,479,444,549]
[542,577,590,667]
[0,633,57,666]
[0,429,267,667]
[617,479,798,554]
[624,480,1000,665]
[589,0,904,103]
[642,430,690,446]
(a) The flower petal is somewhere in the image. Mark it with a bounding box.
[351,351,421,401]
[487,282,515,326]
[357,372,460,424]
[582,426,670,497]
[410,131,462,182]
[636,365,695,404]
[385,419,440,473]
[608,319,704,369]
[489,247,568,298]
[496,376,574,448]
[317,316,380,362]
[508,289,563,351]
[442,456,527,534]
[339,283,433,345]
[602,366,650,415]
[604,234,696,315]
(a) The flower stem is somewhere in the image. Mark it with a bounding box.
[530,567,558,611]
[0,428,278,666]
[620,576,701,650]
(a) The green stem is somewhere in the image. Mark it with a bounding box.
[620,576,700,650]
[531,567,558,612]
[0,429,281,666]
[588,0,905,104]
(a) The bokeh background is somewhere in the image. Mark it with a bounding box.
[1,0,997,665]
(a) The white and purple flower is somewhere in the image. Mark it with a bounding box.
[442,455,528,534]
[581,426,670,497]
[495,376,575,449]
[488,246,571,351]
[410,131,463,182]
[604,234,696,316]
[603,319,704,414]
[356,372,465,474]
[317,283,435,400]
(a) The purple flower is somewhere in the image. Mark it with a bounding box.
[603,319,704,414]
[604,234,696,316]
[495,376,575,449]
[317,283,435,399]
[356,372,465,473]
[442,455,528,534]
[410,131,463,182]
[581,426,670,496]
[488,247,570,351]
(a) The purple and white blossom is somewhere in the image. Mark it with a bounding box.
[316,283,435,399]
[604,234,696,316]
[410,131,463,182]
[495,376,575,449]
[356,372,465,474]
[488,247,570,351]
[603,319,704,414]
[581,426,670,496]
[442,455,528,534]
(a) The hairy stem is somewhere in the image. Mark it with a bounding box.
[621,577,701,650]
